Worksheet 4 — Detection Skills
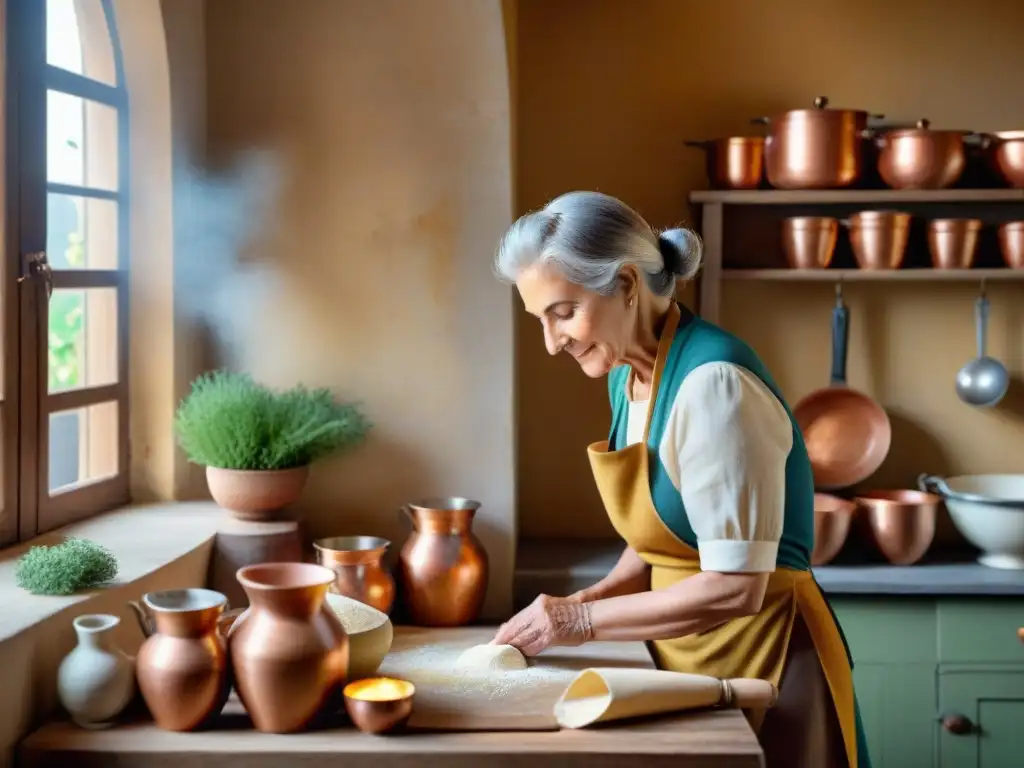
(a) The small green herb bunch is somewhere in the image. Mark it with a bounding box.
[15,538,119,596]
[174,370,371,471]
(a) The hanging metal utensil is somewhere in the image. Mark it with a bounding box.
[956,281,1009,408]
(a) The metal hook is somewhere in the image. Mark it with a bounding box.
[834,277,844,307]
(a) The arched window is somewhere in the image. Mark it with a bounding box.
[3,0,130,544]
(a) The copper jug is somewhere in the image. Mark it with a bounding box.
[130,588,231,731]
[228,562,349,733]
[313,536,396,614]
[397,497,488,626]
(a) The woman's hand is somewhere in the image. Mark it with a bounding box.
[493,594,593,656]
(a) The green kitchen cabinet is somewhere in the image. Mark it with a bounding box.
[830,597,1024,768]
[937,668,1024,768]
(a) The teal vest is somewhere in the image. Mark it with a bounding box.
[607,309,815,571]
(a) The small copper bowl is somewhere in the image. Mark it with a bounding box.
[812,493,856,566]
[344,677,415,734]
[782,217,839,269]
[928,219,982,270]
[998,221,1024,269]
[844,211,911,270]
[856,490,940,566]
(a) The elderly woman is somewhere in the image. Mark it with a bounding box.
[492,191,870,768]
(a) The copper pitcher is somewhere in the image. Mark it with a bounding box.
[130,588,231,732]
[313,536,396,614]
[228,563,349,733]
[397,497,488,627]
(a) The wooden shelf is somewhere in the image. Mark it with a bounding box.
[721,268,1024,282]
[690,189,1024,205]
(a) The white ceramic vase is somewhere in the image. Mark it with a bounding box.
[57,614,135,729]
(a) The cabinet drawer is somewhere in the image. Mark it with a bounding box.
[938,668,1024,767]
[938,599,1024,663]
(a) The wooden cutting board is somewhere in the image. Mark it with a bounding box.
[376,626,654,731]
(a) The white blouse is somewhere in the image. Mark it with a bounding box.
[623,361,793,574]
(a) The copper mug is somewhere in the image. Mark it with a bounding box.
[397,497,488,627]
[313,535,396,614]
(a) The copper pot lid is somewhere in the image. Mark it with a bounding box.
[767,96,879,121]
[884,119,974,138]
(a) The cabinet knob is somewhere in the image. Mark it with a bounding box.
[1017,626,1023,644]
[939,713,974,735]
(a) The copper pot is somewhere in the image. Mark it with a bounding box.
[754,96,882,189]
[685,137,765,190]
[927,219,982,270]
[998,221,1024,268]
[130,589,231,732]
[781,217,839,269]
[856,490,939,566]
[843,211,911,270]
[398,497,488,627]
[313,535,396,614]
[812,493,856,566]
[982,131,1024,188]
[228,563,349,733]
[875,119,971,190]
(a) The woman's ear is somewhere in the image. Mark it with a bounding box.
[616,265,640,306]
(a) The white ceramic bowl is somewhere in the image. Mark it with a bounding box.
[919,474,1024,569]
[325,593,394,680]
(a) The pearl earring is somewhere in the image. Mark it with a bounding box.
[628,297,634,307]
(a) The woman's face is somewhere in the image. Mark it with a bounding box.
[516,262,633,378]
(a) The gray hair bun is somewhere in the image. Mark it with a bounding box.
[657,228,704,281]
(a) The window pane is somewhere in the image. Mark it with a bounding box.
[47,193,118,269]
[49,400,118,494]
[49,287,118,393]
[46,0,117,86]
[47,90,119,191]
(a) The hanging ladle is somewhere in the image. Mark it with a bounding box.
[956,282,1009,408]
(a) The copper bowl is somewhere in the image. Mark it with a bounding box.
[844,211,911,270]
[927,219,982,270]
[856,490,940,565]
[685,137,765,190]
[985,131,1024,188]
[812,493,856,566]
[998,222,1024,269]
[344,677,415,734]
[782,217,839,269]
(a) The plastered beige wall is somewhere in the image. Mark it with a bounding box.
[203,0,516,618]
[513,0,1024,539]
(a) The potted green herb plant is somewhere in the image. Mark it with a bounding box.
[175,371,370,521]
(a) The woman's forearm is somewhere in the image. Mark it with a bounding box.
[585,570,769,642]
[571,546,649,602]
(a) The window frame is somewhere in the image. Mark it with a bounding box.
[3,0,131,545]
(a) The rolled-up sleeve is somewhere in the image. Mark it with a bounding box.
[658,362,793,573]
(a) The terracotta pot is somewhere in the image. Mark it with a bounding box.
[313,536,396,614]
[206,465,309,521]
[228,563,349,733]
[131,589,231,732]
[398,497,488,627]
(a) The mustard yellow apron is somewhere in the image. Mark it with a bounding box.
[586,302,858,768]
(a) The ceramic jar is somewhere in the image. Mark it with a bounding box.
[398,497,488,626]
[57,614,135,729]
[228,563,349,733]
[131,588,231,731]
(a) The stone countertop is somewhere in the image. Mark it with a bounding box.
[514,539,1024,602]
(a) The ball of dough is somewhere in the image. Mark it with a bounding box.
[455,643,528,671]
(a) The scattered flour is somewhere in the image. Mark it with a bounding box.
[380,640,573,702]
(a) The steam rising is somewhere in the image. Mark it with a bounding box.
[172,149,286,367]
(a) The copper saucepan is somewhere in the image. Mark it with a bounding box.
[874,119,976,190]
[979,130,1024,188]
[793,287,891,491]
[684,137,765,190]
[753,96,884,189]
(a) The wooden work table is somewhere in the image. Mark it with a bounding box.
[19,627,765,768]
